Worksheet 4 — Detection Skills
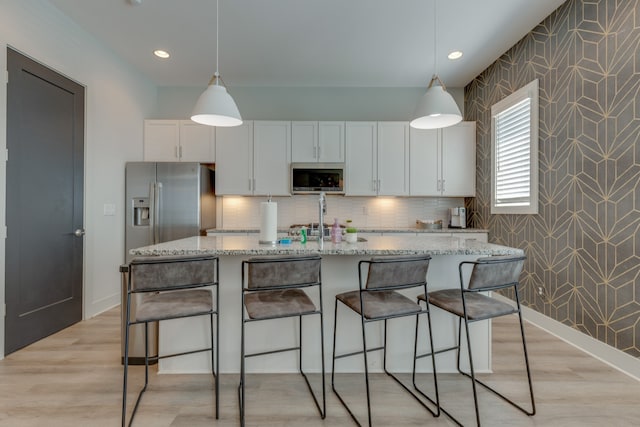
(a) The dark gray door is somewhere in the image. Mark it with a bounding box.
[5,48,85,354]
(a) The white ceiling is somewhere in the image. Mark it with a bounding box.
[48,0,566,88]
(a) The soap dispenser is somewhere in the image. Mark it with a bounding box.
[331,218,342,243]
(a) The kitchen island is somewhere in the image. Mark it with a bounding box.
[130,234,523,374]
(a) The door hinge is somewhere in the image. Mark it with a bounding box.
[2,303,5,318]
[2,149,8,162]
[4,70,8,84]
[0,225,6,239]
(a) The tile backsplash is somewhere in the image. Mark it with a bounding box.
[216,195,465,229]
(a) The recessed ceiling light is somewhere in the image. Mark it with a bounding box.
[448,51,463,60]
[154,50,170,59]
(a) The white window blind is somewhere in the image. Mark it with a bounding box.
[491,79,538,214]
[495,98,531,206]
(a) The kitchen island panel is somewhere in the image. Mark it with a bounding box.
[131,235,522,374]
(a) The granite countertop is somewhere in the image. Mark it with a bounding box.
[205,227,488,234]
[130,234,520,257]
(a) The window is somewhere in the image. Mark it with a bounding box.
[491,79,539,214]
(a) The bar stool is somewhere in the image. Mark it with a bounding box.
[414,254,535,426]
[239,254,325,426]
[332,255,439,427]
[122,254,219,427]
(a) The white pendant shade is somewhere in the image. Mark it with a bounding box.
[191,83,242,127]
[410,83,462,130]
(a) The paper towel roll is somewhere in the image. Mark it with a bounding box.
[259,201,277,244]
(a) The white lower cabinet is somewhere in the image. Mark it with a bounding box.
[215,121,291,196]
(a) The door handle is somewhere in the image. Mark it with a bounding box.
[74,229,85,237]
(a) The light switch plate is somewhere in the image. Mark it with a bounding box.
[103,203,116,216]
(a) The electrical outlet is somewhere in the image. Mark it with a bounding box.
[537,286,545,297]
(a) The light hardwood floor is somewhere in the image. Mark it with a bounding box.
[0,308,638,426]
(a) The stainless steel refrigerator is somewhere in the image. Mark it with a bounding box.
[122,161,215,364]
[125,162,215,262]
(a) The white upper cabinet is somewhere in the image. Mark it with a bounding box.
[441,122,476,196]
[291,121,344,163]
[143,120,215,162]
[215,121,291,196]
[346,121,409,196]
[409,128,440,195]
[253,121,291,196]
[318,122,345,162]
[409,121,476,196]
[377,122,409,196]
[345,122,378,195]
[215,121,253,195]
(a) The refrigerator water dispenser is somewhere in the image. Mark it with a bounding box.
[132,198,150,226]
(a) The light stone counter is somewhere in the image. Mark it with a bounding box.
[131,233,513,257]
[130,235,522,375]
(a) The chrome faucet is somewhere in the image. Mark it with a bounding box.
[318,192,327,242]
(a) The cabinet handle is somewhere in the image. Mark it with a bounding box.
[441,179,445,193]
[253,178,256,192]
[175,146,179,158]
[249,178,252,191]
[317,146,321,159]
[313,146,317,159]
[179,145,182,158]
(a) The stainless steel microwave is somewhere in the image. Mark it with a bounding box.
[290,163,345,194]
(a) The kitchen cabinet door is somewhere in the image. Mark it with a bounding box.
[441,121,476,196]
[143,120,215,162]
[291,121,317,162]
[318,121,345,162]
[179,120,215,162]
[409,121,476,196]
[215,121,253,195]
[377,122,409,195]
[345,122,377,196]
[291,121,344,163]
[409,128,440,196]
[143,120,180,161]
[253,121,291,196]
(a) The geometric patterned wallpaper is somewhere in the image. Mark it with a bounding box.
[465,0,640,357]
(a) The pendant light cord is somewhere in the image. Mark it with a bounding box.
[433,0,437,78]
[215,0,219,78]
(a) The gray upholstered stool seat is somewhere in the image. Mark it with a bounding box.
[240,254,325,426]
[121,254,219,427]
[420,289,517,321]
[337,290,421,319]
[137,289,213,322]
[414,254,535,426]
[332,255,439,426]
[244,289,316,319]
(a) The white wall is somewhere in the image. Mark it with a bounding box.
[155,86,464,120]
[0,0,157,358]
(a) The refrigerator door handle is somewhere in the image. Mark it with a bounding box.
[153,182,163,244]
[149,182,156,244]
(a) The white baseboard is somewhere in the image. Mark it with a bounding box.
[494,294,640,381]
[86,294,120,319]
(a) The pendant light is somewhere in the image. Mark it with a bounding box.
[410,0,462,130]
[191,0,242,127]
